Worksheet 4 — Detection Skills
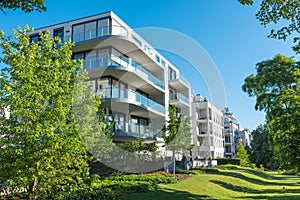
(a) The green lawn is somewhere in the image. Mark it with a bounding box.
[119,166,300,200]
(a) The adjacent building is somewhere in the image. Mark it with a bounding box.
[223,111,240,158]
[238,129,252,149]
[192,95,224,159]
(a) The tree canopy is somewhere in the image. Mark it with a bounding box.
[238,0,300,53]
[164,105,193,176]
[0,26,90,199]
[0,0,46,13]
[242,54,300,171]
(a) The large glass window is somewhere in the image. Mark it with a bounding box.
[73,53,84,61]
[98,18,109,36]
[85,51,97,69]
[54,28,64,41]
[114,113,126,131]
[97,78,110,98]
[73,24,84,42]
[168,67,176,80]
[85,21,96,40]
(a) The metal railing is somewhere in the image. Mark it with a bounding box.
[82,54,165,90]
[96,87,165,114]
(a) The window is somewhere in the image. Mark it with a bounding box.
[84,21,96,40]
[130,116,148,134]
[168,67,176,80]
[114,113,126,131]
[161,59,166,67]
[54,28,64,41]
[98,18,109,36]
[73,53,84,61]
[97,78,110,98]
[30,34,39,43]
[73,24,84,42]
[155,54,160,63]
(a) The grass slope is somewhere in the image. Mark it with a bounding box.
[120,166,300,200]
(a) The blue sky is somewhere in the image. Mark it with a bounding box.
[1,0,297,130]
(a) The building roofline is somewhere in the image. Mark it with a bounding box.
[34,10,113,31]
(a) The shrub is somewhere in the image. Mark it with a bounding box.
[217,158,241,166]
[53,188,116,200]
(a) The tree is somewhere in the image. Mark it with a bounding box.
[0,26,91,199]
[0,0,46,13]
[120,138,158,154]
[236,141,250,167]
[242,54,300,171]
[250,125,278,169]
[163,105,193,177]
[238,0,300,53]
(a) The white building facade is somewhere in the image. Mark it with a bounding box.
[223,112,240,158]
[192,95,224,159]
[32,11,192,153]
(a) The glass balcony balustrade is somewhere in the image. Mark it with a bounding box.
[129,123,160,140]
[64,26,128,43]
[95,87,165,114]
[82,53,165,90]
[169,92,189,104]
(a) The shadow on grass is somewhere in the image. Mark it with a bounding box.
[119,188,214,200]
[210,180,300,194]
[203,168,298,186]
[238,195,300,200]
[236,168,300,182]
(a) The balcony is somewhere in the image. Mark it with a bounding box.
[96,88,165,115]
[62,25,167,70]
[198,130,209,137]
[168,74,190,92]
[64,25,127,43]
[83,55,165,90]
[169,92,189,106]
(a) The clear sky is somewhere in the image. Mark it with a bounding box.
[1,0,297,130]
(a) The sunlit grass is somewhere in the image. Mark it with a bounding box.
[120,166,300,200]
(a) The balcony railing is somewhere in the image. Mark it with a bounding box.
[83,55,165,90]
[64,26,128,43]
[129,123,160,139]
[96,88,165,114]
[170,93,189,104]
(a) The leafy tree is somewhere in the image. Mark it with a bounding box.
[238,0,300,53]
[0,26,90,199]
[242,54,300,171]
[236,140,250,167]
[164,105,193,177]
[250,124,278,169]
[120,138,158,154]
[0,0,46,13]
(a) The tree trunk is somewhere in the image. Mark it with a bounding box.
[173,149,176,178]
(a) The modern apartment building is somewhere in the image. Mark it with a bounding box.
[223,111,240,158]
[192,95,224,159]
[238,129,252,149]
[31,11,192,147]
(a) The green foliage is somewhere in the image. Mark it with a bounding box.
[236,141,250,167]
[250,125,278,169]
[0,0,46,13]
[239,0,300,53]
[120,138,158,153]
[163,105,193,176]
[53,188,116,200]
[0,26,90,199]
[88,173,178,196]
[242,54,300,172]
[216,158,241,166]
